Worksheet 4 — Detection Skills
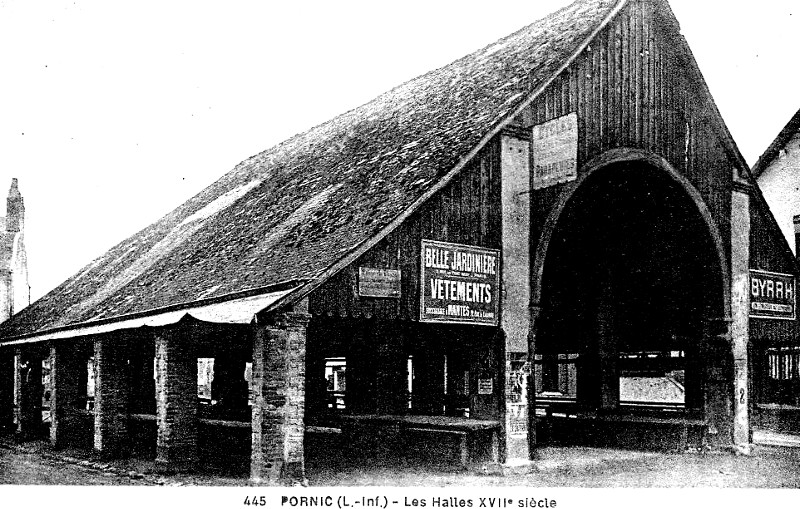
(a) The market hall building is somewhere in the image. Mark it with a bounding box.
[1,0,797,483]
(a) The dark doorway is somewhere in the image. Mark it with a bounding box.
[534,161,725,448]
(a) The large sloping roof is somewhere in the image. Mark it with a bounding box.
[1,0,622,340]
[751,107,800,179]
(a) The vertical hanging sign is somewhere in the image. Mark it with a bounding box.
[531,112,578,189]
[420,239,500,325]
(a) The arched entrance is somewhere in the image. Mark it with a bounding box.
[531,150,731,450]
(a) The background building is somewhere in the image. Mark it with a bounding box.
[752,108,800,254]
[0,178,28,323]
[750,109,800,430]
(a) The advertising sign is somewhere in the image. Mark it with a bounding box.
[419,239,500,325]
[532,112,578,189]
[750,269,796,320]
[358,267,401,298]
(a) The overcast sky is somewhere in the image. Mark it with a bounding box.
[1,0,799,303]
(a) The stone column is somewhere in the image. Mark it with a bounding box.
[527,304,542,456]
[501,131,531,462]
[702,319,734,450]
[94,334,130,457]
[15,348,43,441]
[730,182,751,454]
[154,326,197,472]
[49,343,84,448]
[251,303,310,484]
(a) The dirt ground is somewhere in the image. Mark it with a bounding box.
[306,445,800,488]
[2,437,800,488]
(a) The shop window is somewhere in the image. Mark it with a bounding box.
[325,357,346,410]
[197,357,215,402]
[768,347,800,380]
[618,350,684,411]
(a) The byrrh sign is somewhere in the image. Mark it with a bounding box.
[420,239,500,325]
[750,269,796,320]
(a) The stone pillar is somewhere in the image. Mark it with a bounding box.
[94,334,129,457]
[251,303,310,484]
[49,343,84,448]
[15,348,43,441]
[500,132,531,462]
[730,183,751,454]
[702,319,733,450]
[154,326,197,472]
[0,349,13,434]
[527,304,542,456]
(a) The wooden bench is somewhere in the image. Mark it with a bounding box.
[406,427,470,465]
[595,413,708,452]
[536,404,707,452]
[337,414,501,467]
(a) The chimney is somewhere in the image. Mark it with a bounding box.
[6,178,24,233]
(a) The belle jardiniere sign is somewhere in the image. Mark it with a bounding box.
[420,239,500,325]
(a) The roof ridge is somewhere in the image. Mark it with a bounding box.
[241,0,620,177]
[274,0,629,311]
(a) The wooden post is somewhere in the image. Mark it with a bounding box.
[730,182,751,454]
[501,132,531,463]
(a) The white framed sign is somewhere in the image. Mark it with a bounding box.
[532,112,578,189]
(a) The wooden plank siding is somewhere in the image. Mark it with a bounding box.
[517,0,735,269]
[309,140,502,320]
[749,196,800,410]
[310,0,744,324]
[749,197,799,348]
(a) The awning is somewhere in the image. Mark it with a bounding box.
[0,287,296,346]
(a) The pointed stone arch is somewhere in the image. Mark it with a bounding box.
[528,147,733,451]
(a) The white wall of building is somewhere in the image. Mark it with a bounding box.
[757,131,800,254]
